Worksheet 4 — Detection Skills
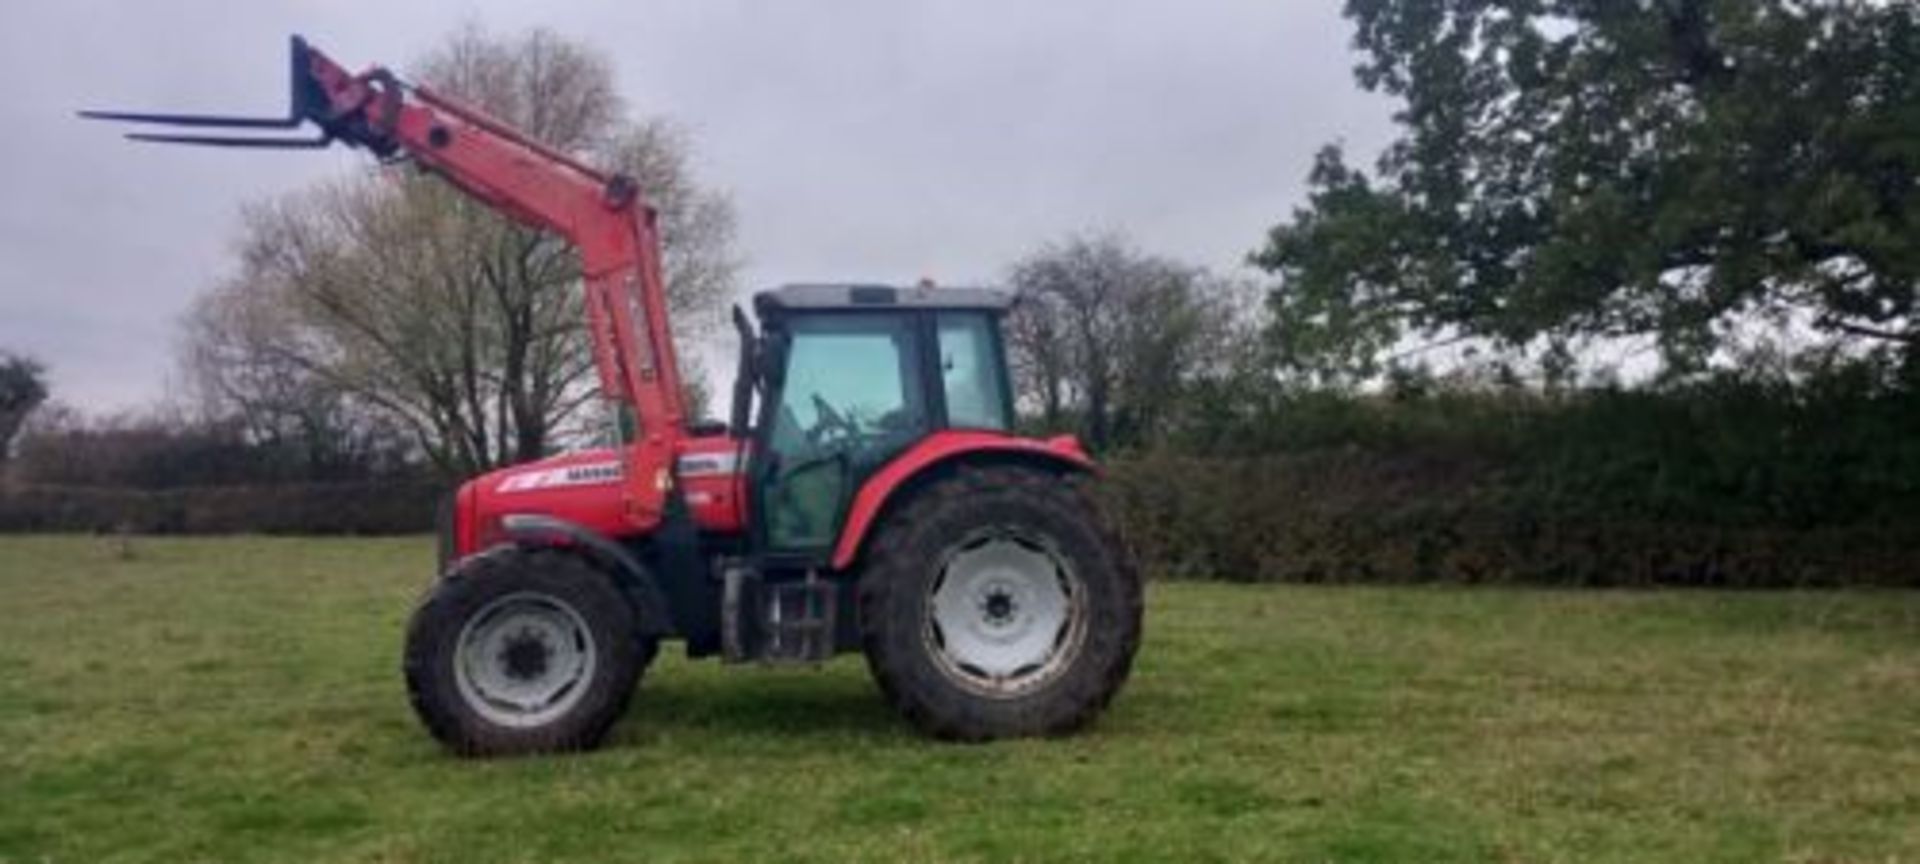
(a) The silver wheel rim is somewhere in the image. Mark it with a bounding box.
[924,531,1087,698]
[453,591,597,729]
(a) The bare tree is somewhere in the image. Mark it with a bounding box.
[179,280,413,481]
[181,27,740,477]
[1005,235,1240,451]
[0,352,48,469]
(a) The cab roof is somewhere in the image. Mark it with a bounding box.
[753,283,1014,316]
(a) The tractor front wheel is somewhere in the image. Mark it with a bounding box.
[858,465,1142,740]
[403,547,652,756]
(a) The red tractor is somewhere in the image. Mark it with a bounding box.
[88,37,1142,755]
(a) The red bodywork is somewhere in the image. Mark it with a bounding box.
[456,435,746,555]
[454,430,1091,570]
[829,432,1092,568]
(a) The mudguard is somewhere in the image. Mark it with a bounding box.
[499,513,675,636]
[829,432,1095,570]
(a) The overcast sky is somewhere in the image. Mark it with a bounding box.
[0,0,1392,412]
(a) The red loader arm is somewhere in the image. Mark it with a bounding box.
[83,36,688,529]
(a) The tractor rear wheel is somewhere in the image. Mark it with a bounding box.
[403,547,653,756]
[857,465,1142,740]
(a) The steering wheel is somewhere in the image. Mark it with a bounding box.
[808,392,859,445]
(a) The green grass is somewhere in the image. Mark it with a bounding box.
[0,536,1914,863]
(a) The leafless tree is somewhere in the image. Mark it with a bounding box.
[181,27,740,477]
[179,280,411,480]
[0,352,48,470]
[1005,235,1242,451]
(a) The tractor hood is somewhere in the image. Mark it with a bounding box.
[454,450,631,556]
[448,435,748,561]
[482,449,627,496]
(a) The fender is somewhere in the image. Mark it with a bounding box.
[830,431,1095,570]
[499,513,675,636]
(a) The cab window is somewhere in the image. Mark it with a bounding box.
[936,312,1011,431]
[763,314,926,550]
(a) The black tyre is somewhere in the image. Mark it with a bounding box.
[403,546,654,756]
[858,465,1143,740]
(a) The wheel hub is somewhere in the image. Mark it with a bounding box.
[500,627,552,681]
[453,592,597,729]
[926,533,1087,698]
[980,588,1016,625]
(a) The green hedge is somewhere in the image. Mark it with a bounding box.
[1106,372,1920,587]
[0,483,442,535]
[1100,453,1918,587]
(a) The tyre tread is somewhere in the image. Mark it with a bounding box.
[402,546,655,756]
[857,464,1143,740]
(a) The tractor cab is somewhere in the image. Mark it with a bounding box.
[734,284,1016,565]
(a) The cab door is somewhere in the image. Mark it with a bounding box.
[754,313,929,556]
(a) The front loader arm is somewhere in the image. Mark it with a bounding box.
[84,36,687,528]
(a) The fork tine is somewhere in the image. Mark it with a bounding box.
[78,109,301,129]
[124,131,331,148]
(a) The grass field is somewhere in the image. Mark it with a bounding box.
[0,536,1915,863]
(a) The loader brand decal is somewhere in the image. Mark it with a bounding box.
[675,452,740,478]
[496,461,623,494]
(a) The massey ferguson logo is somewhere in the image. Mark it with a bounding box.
[496,461,623,493]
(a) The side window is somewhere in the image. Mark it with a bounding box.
[936,313,1011,431]
[772,315,925,454]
